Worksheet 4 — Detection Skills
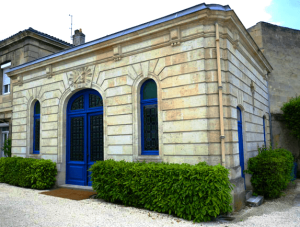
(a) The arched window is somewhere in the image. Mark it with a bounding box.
[140,79,158,155]
[33,101,40,154]
[263,116,266,147]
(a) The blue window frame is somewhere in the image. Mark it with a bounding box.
[237,107,245,179]
[33,101,40,154]
[140,79,159,155]
[263,116,266,147]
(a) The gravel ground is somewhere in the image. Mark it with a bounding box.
[0,181,300,227]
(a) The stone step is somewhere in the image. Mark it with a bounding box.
[58,184,95,192]
[246,195,264,207]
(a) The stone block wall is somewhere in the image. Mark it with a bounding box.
[248,22,300,161]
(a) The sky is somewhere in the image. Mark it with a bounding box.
[0,0,300,44]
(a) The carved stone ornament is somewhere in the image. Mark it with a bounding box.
[170,27,181,47]
[250,81,255,93]
[15,75,23,87]
[113,45,122,61]
[68,66,94,91]
[233,32,240,49]
[46,65,52,78]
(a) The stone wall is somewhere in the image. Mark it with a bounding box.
[0,34,72,115]
[0,31,72,152]
[248,22,300,162]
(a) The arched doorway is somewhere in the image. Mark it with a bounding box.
[237,107,245,179]
[66,89,104,186]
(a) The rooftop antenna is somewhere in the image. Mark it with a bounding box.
[69,14,73,41]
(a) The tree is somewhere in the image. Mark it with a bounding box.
[281,96,300,141]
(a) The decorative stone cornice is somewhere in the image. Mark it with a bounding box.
[7,9,272,79]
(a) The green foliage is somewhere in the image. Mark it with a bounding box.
[2,138,11,157]
[244,146,294,198]
[90,160,233,222]
[281,96,300,141]
[0,157,57,189]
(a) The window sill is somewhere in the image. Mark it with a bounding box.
[28,154,41,159]
[136,155,162,163]
[2,93,10,96]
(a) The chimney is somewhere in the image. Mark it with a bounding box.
[73,28,85,46]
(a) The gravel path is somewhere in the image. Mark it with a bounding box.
[1,182,300,227]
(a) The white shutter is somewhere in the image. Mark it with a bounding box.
[3,68,10,86]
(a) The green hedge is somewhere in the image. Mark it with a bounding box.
[281,96,300,141]
[245,147,294,198]
[91,160,233,222]
[0,157,57,189]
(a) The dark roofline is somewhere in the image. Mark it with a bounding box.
[248,21,300,33]
[0,27,73,47]
[7,3,231,73]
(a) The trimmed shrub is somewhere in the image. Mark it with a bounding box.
[1,138,11,157]
[0,157,57,189]
[245,146,294,198]
[90,160,233,222]
[281,96,300,140]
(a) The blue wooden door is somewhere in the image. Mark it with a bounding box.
[237,107,245,179]
[66,89,104,186]
[87,112,104,186]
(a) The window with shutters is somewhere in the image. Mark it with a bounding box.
[140,79,159,155]
[1,62,11,95]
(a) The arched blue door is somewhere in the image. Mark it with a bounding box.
[237,107,245,179]
[66,89,104,186]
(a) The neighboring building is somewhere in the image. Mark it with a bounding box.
[6,3,272,210]
[248,22,300,170]
[0,27,73,157]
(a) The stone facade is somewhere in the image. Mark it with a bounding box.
[248,22,300,168]
[7,4,272,210]
[0,28,73,157]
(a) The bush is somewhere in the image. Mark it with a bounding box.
[0,157,57,189]
[2,138,11,157]
[245,146,294,198]
[281,96,300,140]
[90,160,233,222]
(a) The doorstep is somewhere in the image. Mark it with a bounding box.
[58,184,95,192]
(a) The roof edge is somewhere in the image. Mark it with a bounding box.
[7,3,231,73]
[0,27,73,48]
